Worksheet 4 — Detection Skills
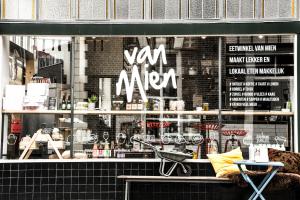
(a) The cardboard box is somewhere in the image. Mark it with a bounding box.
[5,85,25,99]
[27,83,49,96]
[3,97,23,110]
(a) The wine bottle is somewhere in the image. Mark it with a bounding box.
[61,95,66,110]
[67,95,71,110]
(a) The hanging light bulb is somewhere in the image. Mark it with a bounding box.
[58,40,61,51]
[42,39,45,52]
[52,40,55,51]
[68,42,71,52]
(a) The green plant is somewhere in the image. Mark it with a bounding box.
[88,95,98,103]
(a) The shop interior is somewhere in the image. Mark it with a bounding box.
[1,35,295,160]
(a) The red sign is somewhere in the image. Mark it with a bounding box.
[11,119,22,133]
[192,123,221,131]
[222,130,247,136]
[146,122,171,128]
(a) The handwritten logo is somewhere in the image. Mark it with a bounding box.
[116,45,177,102]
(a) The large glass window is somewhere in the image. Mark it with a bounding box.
[71,35,295,158]
[1,36,71,159]
[222,36,295,157]
[0,35,296,160]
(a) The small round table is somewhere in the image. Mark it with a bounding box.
[234,160,284,200]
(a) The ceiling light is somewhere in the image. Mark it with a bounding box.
[52,40,55,51]
[58,40,61,51]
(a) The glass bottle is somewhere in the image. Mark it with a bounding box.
[66,95,71,110]
[61,95,66,110]
[92,143,99,158]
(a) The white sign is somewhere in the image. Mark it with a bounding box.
[116,45,177,102]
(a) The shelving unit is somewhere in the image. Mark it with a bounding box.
[2,110,71,114]
[2,109,294,116]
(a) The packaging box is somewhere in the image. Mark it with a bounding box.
[23,96,48,110]
[5,85,25,99]
[27,83,49,96]
[3,97,23,110]
[3,85,25,110]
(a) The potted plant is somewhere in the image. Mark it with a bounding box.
[88,95,98,110]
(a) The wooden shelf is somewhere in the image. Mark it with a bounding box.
[2,110,71,114]
[2,109,294,116]
[222,110,294,116]
[73,110,220,115]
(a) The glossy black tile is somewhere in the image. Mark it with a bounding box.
[0,162,298,200]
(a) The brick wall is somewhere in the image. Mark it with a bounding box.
[37,62,65,83]
[85,37,123,77]
[181,37,219,110]
[84,37,124,140]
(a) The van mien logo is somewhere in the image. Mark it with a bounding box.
[116,45,177,102]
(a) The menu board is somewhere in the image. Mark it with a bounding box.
[225,43,293,109]
[228,81,280,107]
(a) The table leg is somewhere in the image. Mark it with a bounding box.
[237,164,265,200]
[238,164,280,200]
[252,168,279,200]
[247,176,266,200]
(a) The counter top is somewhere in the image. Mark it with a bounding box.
[0,158,210,163]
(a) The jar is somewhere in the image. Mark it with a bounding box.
[203,103,209,111]
[153,100,160,111]
[169,100,177,111]
[188,67,198,75]
[176,100,185,111]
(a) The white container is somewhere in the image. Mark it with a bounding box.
[248,144,255,161]
[27,83,49,96]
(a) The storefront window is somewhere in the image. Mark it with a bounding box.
[221,35,295,157]
[0,35,296,160]
[2,36,71,159]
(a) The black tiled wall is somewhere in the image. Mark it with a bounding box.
[0,162,298,200]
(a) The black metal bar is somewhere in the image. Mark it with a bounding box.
[70,37,75,158]
[218,37,222,153]
[298,34,300,152]
[0,21,299,35]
